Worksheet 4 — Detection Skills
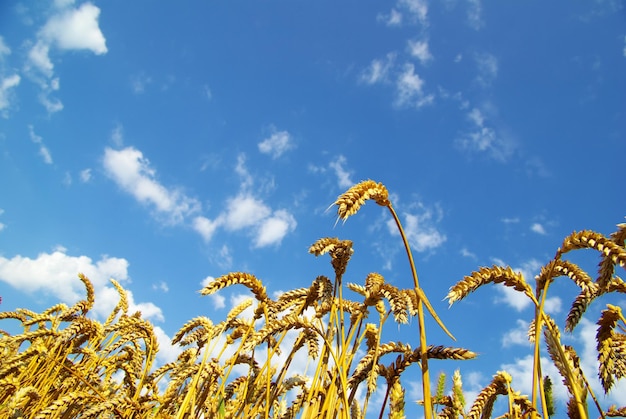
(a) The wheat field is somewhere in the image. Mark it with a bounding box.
[0,180,624,418]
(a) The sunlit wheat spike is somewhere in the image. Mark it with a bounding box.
[557,230,626,266]
[333,179,390,221]
[597,304,626,393]
[388,378,406,419]
[380,284,409,324]
[6,385,40,413]
[426,345,477,360]
[452,369,466,412]
[104,279,129,327]
[309,237,343,256]
[350,342,411,387]
[310,238,354,279]
[446,265,533,306]
[565,284,600,332]
[596,223,626,289]
[172,316,215,346]
[544,316,587,400]
[536,259,594,295]
[467,371,512,419]
[201,272,268,303]
[607,405,626,417]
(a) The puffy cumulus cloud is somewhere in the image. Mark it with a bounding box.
[502,319,532,347]
[102,147,201,224]
[407,39,433,65]
[223,194,272,231]
[386,202,446,252]
[254,210,297,248]
[193,216,220,242]
[221,194,296,248]
[258,128,295,159]
[0,249,164,322]
[40,2,107,55]
[455,107,516,162]
[395,63,434,108]
[360,53,396,85]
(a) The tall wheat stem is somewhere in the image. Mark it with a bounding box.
[387,203,433,419]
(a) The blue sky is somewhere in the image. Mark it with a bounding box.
[0,0,625,415]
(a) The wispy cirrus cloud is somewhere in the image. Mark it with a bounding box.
[28,125,53,164]
[360,53,396,85]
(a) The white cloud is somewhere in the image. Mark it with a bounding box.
[193,216,220,242]
[377,9,403,26]
[258,128,295,159]
[28,41,54,77]
[456,107,516,162]
[474,52,498,86]
[399,0,428,26]
[152,281,169,293]
[131,73,152,94]
[387,203,446,252]
[531,222,547,235]
[461,247,477,259]
[466,0,484,30]
[407,39,433,65]
[40,2,107,55]
[223,194,271,231]
[395,63,434,108]
[501,217,520,224]
[329,155,354,189]
[502,319,531,347]
[360,53,396,84]
[255,209,297,247]
[80,168,92,182]
[153,325,182,365]
[0,74,21,115]
[110,124,124,146]
[28,125,53,164]
[234,153,253,191]
[0,36,10,57]
[102,147,201,224]
[0,249,163,322]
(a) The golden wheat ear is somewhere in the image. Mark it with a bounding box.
[332,179,390,222]
[596,304,626,393]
